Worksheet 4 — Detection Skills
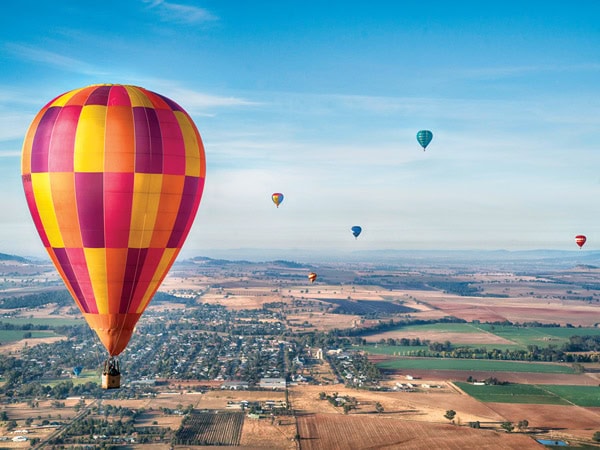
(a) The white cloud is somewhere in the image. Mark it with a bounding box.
[142,0,218,24]
[4,43,107,76]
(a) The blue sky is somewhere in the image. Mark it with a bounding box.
[1,1,599,259]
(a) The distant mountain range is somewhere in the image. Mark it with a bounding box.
[0,252,29,263]
[3,249,600,271]
[181,248,600,270]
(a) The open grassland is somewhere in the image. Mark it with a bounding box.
[42,371,100,387]
[376,357,575,374]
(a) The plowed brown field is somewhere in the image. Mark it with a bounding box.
[296,413,543,449]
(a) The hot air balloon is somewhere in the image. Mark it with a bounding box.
[308,272,317,283]
[351,226,362,239]
[575,235,587,249]
[21,84,206,389]
[72,366,83,377]
[272,192,284,208]
[416,130,433,151]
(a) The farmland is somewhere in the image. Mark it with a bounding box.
[174,410,244,446]
[455,382,572,405]
[455,382,600,407]
[296,414,541,450]
[2,254,600,447]
[375,357,576,374]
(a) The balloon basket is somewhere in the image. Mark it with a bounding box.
[102,358,121,390]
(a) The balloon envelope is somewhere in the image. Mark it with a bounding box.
[351,226,362,238]
[416,130,433,150]
[272,192,284,208]
[575,235,587,248]
[308,272,317,283]
[21,84,206,356]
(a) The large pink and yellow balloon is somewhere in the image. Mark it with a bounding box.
[21,84,206,356]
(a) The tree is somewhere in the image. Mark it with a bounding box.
[375,402,384,414]
[593,431,600,442]
[501,422,514,433]
[517,419,529,431]
[444,410,456,422]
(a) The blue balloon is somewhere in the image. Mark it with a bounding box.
[73,366,83,377]
[351,226,362,239]
[416,130,433,151]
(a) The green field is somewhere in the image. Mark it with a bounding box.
[0,317,84,327]
[43,370,100,387]
[376,357,575,374]
[364,322,600,351]
[475,324,600,348]
[455,382,569,405]
[455,382,600,407]
[392,323,482,334]
[358,344,428,355]
[0,329,61,343]
[542,385,600,407]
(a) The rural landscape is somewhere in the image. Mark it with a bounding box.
[1,250,600,449]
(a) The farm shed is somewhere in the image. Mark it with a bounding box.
[259,377,287,390]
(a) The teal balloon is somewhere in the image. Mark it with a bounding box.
[416,130,433,150]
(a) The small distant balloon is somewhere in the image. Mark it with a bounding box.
[272,193,284,208]
[73,366,83,377]
[308,272,317,283]
[575,235,587,249]
[351,226,362,239]
[416,130,433,151]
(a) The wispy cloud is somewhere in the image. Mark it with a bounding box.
[143,0,218,24]
[125,78,259,113]
[4,43,107,76]
[451,63,600,80]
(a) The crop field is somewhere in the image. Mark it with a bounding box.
[0,329,59,343]
[358,344,428,355]
[475,324,600,348]
[0,317,84,327]
[376,357,575,374]
[541,385,600,407]
[363,322,600,351]
[317,298,415,315]
[174,410,244,446]
[456,382,600,407]
[296,413,541,450]
[455,382,571,405]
